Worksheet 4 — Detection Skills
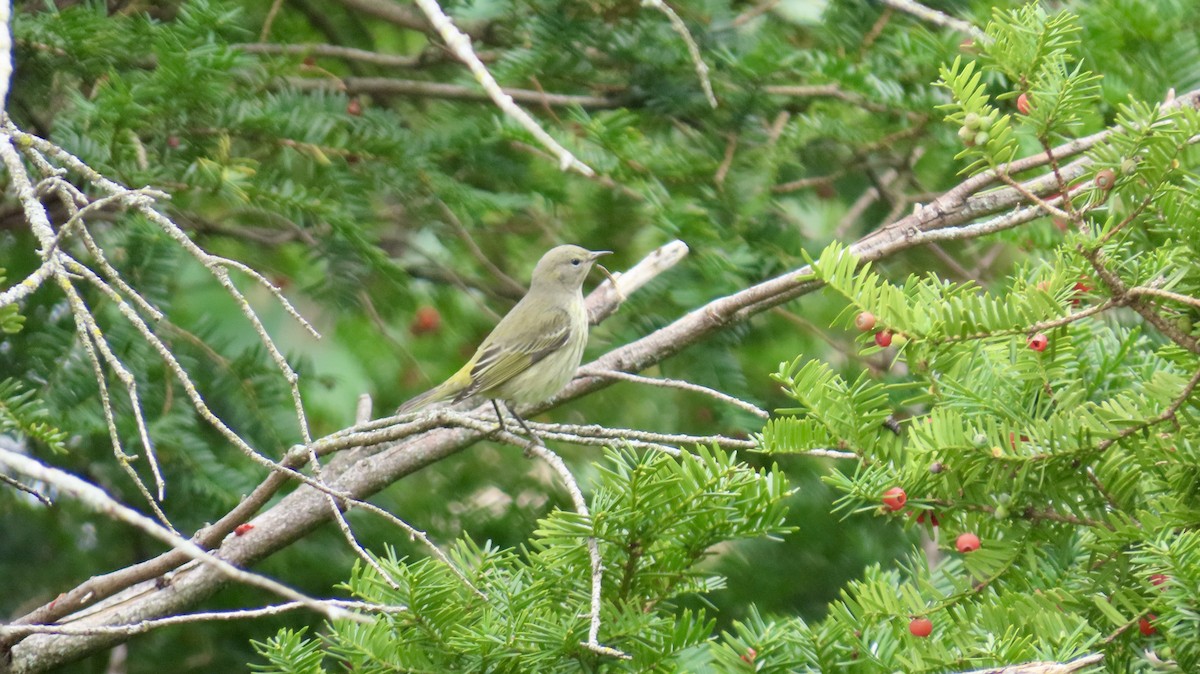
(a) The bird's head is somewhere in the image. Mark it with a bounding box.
[529,245,611,293]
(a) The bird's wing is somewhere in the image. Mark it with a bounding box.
[455,305,572,401]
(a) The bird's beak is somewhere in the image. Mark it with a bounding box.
[589,251,620,298]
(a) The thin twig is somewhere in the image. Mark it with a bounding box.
[407,0,595,175]
[878,0,986,42]
[773,169,847,194]
[997,171,1071,221]
[1095,367,1200,454]
[521,441,629,659]
[1126,285,1200,310]
[242,42,422,67]
[1081,246,1200,354]
[284,76,619,109]
[0,139,172,516]
[730,0,779,28]
[578,367,769,419]
[641,0,717,108]
[0,471,53,506]
[954,653,1103,674]
[239,42,497,67]
[0,258,55,309]
[310,446,403,590]
[436,198,526,297]
[58,259,169,508]
[764,84,920,118]
[713,133,737,188]
[13,131,356,506]
[0,600,406,638]
[259,0,287,42]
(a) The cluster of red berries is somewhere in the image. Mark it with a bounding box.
[855,312,898,347]
[880,487,978,549]
[857,312,1055,352]
[881,485,986,639]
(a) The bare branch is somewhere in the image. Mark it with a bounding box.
[578,367,769,419]
[0,444,365,625]
[284,76,620,109]
[953,653,1104,674]
[1126,285,1200,310]
[334,0,438,34]
[641,0,717,108]
[238,42,497,67]
[521,440,628,659]
[0,470,52,506]
[241,42,421,67]
[0,259,55,310]
[0,601,405,639]
[408,0,595,175]
[731,0,780,28]
[764,83,923,119]
[878,0,986,42]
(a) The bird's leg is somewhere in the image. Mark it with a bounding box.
[503,401,545,454]
[490,399,508,436]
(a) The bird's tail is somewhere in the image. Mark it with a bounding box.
[397,382,456,414]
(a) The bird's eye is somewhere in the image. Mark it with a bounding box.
[571,258,581,266]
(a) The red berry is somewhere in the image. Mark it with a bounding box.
[882,487,907,511]
[1028,333,1048,352]
[855,311,877,332]
[234,523,255,536]
[166,135,181,149]
[410,306,442,336]
[909,617,933,637]
[1016,92,1032,115]
[956,532,981,553]
[740,647,757,663]
[1139,615,1157,636]
[1150,574,1169,587]
[1072,280,1090,306]
[1094,168,1116,190]
[347,98,363,117]
[875,330,893,347]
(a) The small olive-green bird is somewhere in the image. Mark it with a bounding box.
[399,244,611,419]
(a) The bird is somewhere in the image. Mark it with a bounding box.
[399,244,611,436]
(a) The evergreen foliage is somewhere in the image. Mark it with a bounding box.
[253,447,789,672]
